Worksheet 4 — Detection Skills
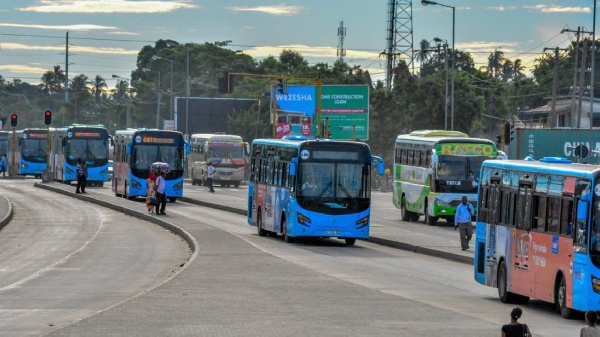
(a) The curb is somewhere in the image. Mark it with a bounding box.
[0,194,13,231]
[367,237,474,265]
[34,182,199,261]
[180,196,247,216]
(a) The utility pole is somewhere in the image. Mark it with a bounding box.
[544,47,568,127]
[578,40,589,128]
[65,31,69,102]
[562,27,592,127]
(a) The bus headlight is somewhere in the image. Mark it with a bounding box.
[173,182,183,190]
[435,198,451,207]
[297,213,311,226]
[131,180,142,189]
[356,215,369,229]
[592,275,600,293]
[21,163,27,168]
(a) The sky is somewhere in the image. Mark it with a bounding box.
[0,0,595,89]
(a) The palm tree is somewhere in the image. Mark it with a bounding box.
[416,39,432,65]
[512,59,526,81]
[40,71,54,95]
[90,75,107,103]
[52,65,65,93]
[501,60,514,83]
[487,49,505,79]
[70,74,90,123]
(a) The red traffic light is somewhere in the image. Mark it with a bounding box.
[44,109,52,125]
[10,114,17,127]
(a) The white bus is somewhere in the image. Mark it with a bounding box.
[188,133,249,188]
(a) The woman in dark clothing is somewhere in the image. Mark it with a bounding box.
[501,307,532,337]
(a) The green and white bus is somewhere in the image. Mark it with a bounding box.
[393,130,498,225]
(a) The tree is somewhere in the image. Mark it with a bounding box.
[90,75,107,104]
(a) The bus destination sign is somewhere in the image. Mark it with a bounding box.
[142,136,175,144]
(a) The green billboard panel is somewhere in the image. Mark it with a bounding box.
[321,85,369,140]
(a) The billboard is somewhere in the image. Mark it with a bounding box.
[174,97,256,135]
[272,85,369,140]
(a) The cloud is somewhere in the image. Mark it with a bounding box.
[0,64,49,74]
[227,5,304,16]
[487,6,516,11]
[243,44,380,60]
[17,0,198,14]
[524,5,590,14]
[0,23,117,31]
[1,42,139,55]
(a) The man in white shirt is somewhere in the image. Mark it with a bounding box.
[207,162,215,193]
[155,171,167,215]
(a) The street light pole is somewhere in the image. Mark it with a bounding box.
[422,0,456,130]
[142,68,161,129]
[152,55,174,121]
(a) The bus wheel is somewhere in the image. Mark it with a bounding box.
[425,209,437,226]
[345,238,356,246]
[169,197,176,203]
[234,182,240,188]
[400,196,411,221]
[498,261,517,303]
[282,218,295,243]
[257,210,267,237]
[557,277,575,319]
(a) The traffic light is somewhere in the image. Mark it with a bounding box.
[509,125,516,144]
[218,71,231,94]
[10,114,17,127]
[44,109,52,125]
[496,135,502,144]
[276,78,285,94]
[503,121,511,145]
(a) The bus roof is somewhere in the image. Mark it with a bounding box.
[252,138,369,148]
[190,133,243,142]
[404,130,468,138]
[483,158,600,176]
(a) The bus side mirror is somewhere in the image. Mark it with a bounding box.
[290,162,296,176]
[378,161,385,175]
[244,142,250,156]
[577,200,589,221]
[126,143,132,156]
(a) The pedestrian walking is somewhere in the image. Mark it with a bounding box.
[581,310,600,337]
[454,195,473,250]
[146,170,157,213]
[501,307,532,337]
[75,158,87,194]
[0,154,7,178]
[207,162,215,193]
[154,170,167,215]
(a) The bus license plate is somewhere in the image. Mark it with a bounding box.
[325,230,341,235]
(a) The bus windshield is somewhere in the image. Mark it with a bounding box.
[22,139,47,163]
[209,145,244,160]
[66,139,108,166]
[592,199,600,264]
[297,161,370,214]
[132,145,184,173]
[436,155,488,192]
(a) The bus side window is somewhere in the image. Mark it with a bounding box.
[560,199,573,236]
[547,197,561,233]
[532,195,547,231]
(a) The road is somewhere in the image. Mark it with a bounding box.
[50,180,585,336]
[0,180,190,336]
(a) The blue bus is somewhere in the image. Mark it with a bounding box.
[18,128,48,177]
[474,157,600,318]
[112,129,189,202]
[51,126,111,186]
[247,138,383,245]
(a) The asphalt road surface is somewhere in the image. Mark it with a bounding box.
[83,182,586,336]
[0,180,190,336]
